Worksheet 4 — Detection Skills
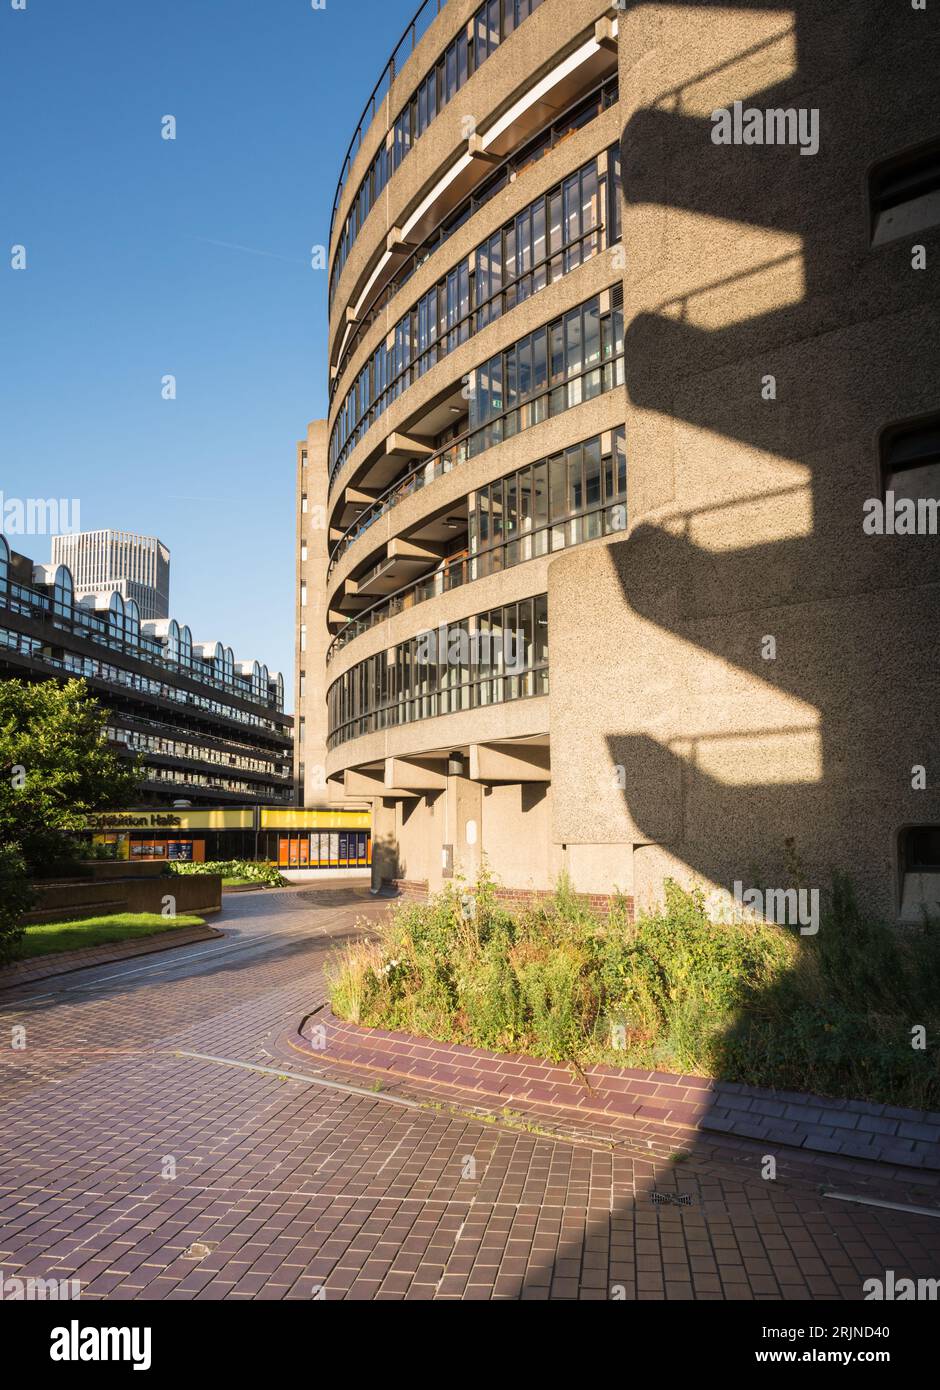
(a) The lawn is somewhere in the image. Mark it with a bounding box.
[14,912,205,960]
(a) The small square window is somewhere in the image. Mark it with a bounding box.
[881,414,940,512]
[870,140,940,247]
[898,826,940,923]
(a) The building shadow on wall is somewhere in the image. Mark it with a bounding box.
[601,0,940,911]
[508,0,940,1302]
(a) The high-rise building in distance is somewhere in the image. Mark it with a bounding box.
[52,530,170,621]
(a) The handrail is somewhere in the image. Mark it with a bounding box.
[328,318,623,578]
[329,218,609,490]
[326,495,623,666]
[330,75,619,387]
[330,0,447,242]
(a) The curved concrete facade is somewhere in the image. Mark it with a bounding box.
[298,0,939,917]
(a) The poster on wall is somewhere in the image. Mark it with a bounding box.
[167,841,194,862]
[328,833,340,863]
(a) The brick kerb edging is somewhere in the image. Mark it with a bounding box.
[291,1010,940,1171]
[0,924,225,990]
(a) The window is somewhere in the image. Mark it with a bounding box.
[870,140,940,247]
[301,494,308,513]
[881,414,940,512]
[299,671,306,697]
[300,582,307,607]
[898,826,940,922]
[328,148,623,483]
[300,624,307,652]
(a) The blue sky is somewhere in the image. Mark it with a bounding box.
[0,0,410,708]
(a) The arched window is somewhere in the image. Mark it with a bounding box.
[108,591,126,646]
[166,619,180,665]
[0,534,10,598]
[52,564,73,619]
[261,665,270,704]
[125,599,140,649]
[179,625,193,668]
[223,646,235,685]
[275,671,285,710]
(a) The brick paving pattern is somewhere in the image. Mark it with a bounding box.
[0,884,937,1300]
[295,1012,940,1173]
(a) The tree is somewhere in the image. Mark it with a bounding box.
[0,679,141,956]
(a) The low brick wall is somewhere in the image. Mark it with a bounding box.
[0,923,224,989]
[386,881,633,918]
[25,871,221,924]
[389,879,429,900]
[293,1012,940,1173]
[492,886,633,919]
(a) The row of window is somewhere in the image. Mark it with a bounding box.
[108,726,289,778]
[0,626,288,739]
[327,428,627,662]
[278,832,372,868]
[111,710,284,763]
[330,0,544,306]
[327,593,548,748]
[330,76,620,402]
[0,538,283,711]
[471,426,627,558]
[329,149,620,482]
[141,764,289,798]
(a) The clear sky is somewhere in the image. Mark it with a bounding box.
[0,0,412,709]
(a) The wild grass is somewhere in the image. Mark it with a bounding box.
[328,869,940,1109]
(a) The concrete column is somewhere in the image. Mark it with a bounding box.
[370,798,400,891]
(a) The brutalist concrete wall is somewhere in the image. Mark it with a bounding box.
[551,0,940,921]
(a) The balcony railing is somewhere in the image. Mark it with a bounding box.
[330,77,619,394]
[328,339,625,579]
[327,495,625,666]
[0,580,283,712]
[331,0,447,241]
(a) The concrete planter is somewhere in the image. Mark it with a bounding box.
[24,865,222,925]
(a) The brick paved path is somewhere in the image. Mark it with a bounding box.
[0,885,937,1300]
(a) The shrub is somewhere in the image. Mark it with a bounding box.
[327,868,940,1109]
[0,843,36,964]
[165,860,286,887]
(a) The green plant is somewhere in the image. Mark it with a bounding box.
[326,869,940,1110]
[0,843,35,964]
[165,860,286,887]
[0,678,140,872]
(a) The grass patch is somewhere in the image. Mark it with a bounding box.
[327,869,940,1111]
[13,912,204,960]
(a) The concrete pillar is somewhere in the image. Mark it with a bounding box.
[370,798,400,891]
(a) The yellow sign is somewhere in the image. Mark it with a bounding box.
[260,808,371,830]
[85,809,254,832]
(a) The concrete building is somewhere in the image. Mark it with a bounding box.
[1,535,292,810]
[298,0,940,922]
[52,530,171,621]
